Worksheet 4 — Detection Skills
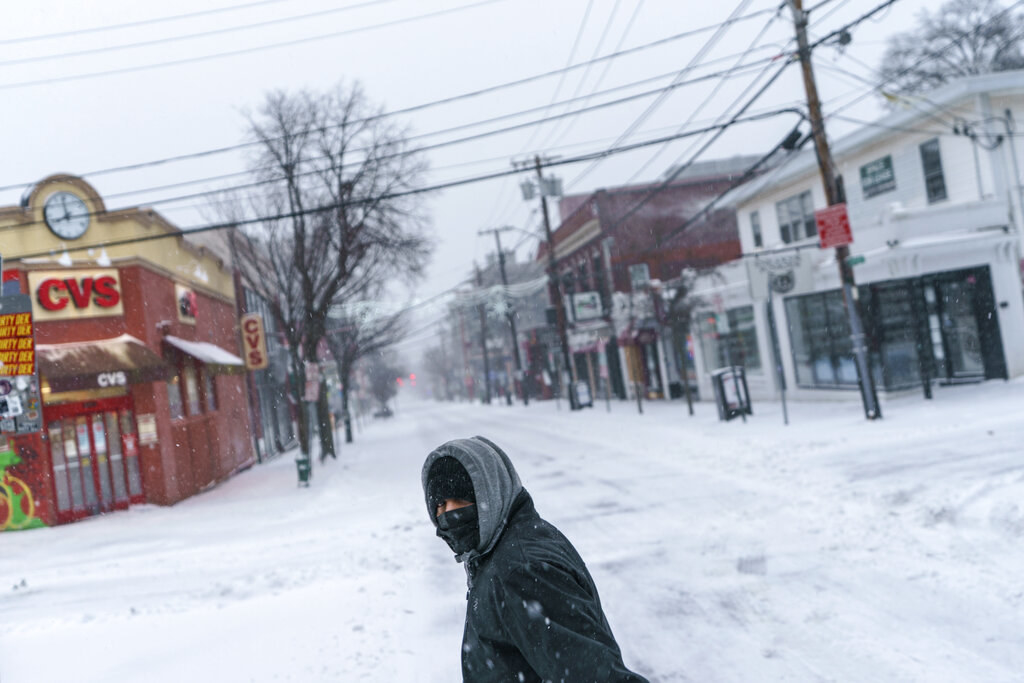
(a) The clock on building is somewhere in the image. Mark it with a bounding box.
[43,191,91,240]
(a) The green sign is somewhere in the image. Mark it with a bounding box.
[847,255,866,267]
[860,155,896,198]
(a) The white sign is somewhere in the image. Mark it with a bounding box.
[571,291,603,321]
[746,253,815,301]
[97,371,127,387]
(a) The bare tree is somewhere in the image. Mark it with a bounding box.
[228,82,431,459]
[325,289,408,443]
[879,0,1024,99]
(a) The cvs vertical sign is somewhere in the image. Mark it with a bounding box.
[240,313,268,370]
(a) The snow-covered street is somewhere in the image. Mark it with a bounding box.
[3,382,1024,682]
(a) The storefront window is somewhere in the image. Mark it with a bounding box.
[166,371,184,420]
[183,361,201,416]
[697,306,761,372]
[203,369,218,412]
[785,291,857,388]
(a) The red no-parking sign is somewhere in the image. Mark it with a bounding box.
[815,203,853,249]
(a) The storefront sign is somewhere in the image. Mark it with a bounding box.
[0,296,36,376]
[96,371,128,387]
[571,291,603,321]
[240,313,269,370]
[28,269,123,321]
[175,284,197,324]
[815,203,853,249]
[137,413,158,446]
[0,295,43,435]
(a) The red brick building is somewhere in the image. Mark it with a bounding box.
[535,158,753,402]
[0,175,254,530]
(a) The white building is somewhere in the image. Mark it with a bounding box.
[691,71,1024,404]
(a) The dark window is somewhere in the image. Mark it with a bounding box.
[860,155,896,198]
[750,210,763,248]
[785,290,857,388]
[919,138,947,203]
[775,191,816,244]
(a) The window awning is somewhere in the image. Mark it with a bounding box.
[163,335,244,368]
[36,334,169,393]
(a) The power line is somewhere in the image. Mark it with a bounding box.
[2,55,781,231]
[567,0,760,188]
[5,107,801,264]
[623,3,784,184]
[0,0,507,92]
[823,0,1024,119]
[0,16,783,194]
[0,0,296,45]
[0,0,398,67]
[486,0,645,231]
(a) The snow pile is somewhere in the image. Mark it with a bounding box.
[2,380,1023,681]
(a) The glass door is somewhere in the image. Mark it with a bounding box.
[935,280,984,380]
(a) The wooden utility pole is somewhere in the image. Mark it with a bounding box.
[475,263,492,404]
[788,0,881,420]
[534,155,580,410]
[479,227,528,405]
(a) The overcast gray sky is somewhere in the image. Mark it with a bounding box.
[1,0,942,353]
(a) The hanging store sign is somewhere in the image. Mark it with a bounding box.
[28,269,123,321]
[240,313,269,370]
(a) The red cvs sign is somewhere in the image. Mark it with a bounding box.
[240,313,269,370]
[38,275,120,311]
[815,203,853,249]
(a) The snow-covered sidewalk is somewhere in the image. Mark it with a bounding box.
[2,380,1023,682]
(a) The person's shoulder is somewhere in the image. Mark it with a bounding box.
[501,514,586,574]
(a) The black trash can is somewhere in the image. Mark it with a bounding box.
[710,366,752,421]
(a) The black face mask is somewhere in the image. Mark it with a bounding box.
[436,505,480,556]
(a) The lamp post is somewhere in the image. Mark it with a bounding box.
[514,156,579,410]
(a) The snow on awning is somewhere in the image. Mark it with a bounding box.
[163,335,244,369]
[36,334,169,392]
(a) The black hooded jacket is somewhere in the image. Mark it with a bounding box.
[423,437,648,683]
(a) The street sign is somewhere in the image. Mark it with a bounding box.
[815,202,853,249]
[846,255,866,267]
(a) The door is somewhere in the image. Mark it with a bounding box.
[46,396,136,523]
[924,267,1007,384]
[935,279,984,380]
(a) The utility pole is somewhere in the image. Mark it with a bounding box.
[788,0,881,420]
[478,227,528,405]
[532,155,579,410]
[475,263,492,404]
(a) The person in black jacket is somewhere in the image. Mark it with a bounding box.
[422,436,649,682]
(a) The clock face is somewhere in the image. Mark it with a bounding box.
[43,191,90,240]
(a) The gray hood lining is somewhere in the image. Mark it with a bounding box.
[422,436,523,562]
